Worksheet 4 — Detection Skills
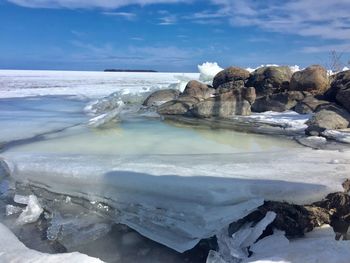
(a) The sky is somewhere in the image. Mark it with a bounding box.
[0,0,350,72]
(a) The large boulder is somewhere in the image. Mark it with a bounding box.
[157,96,199,115]
[294,96,330,114]
[212,67,250,88]
[324,70,350,112]
[182,80,214,100]
[247,66,293,97]
[289,65,329,95]
[252,91,305,112]
[191,87,255,118]
[305,106,350,135]
[143,89,180,107]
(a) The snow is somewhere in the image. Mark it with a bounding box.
[198,62,223,82]
[244,226,350,263]
[231,111,311,134]
[16,195,43,225]
[3,148,350,252]
[0,70,198,99]
[209,217,350,263]
[0,222,104,262]
[322,129,350,144]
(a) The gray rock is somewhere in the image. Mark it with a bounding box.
[191,88,254,118]
[182,80,215,100]
[325,70,350,112]
[252,91,305,112]
[294,96,330,114]
[143,89,180,107]
[215,80,245,94]
[247,66,293,97]
[290,65,330,95]
[157,96,199,115]
[306,109,350,135]
[212,67,250,88]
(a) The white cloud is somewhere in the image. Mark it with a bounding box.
[7,0,187,9]
[210,0,350,42]
[102,12,137,20]
[158,15,177,25]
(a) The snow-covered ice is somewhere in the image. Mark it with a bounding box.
[0,222,104,262]
[198,62,223,83]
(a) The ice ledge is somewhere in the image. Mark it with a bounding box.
[2,149,350,252]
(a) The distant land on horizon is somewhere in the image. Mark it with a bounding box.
[104,69,158,73]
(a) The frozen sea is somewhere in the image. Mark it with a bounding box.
[0,69,350,263]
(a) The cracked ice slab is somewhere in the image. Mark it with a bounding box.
[2,148,350,252]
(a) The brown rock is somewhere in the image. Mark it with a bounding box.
[182,80,215,100]
[290,65,330,95]
[252,91,304,112]
[247,66,293,97]
[157,96,199,115]
[212,67,250,88]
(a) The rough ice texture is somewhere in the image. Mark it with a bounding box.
[0,70,198,99]
[0,222,104,262]
[16,195,43,225]
[243,226,350,263]
[198,62,223,83]
[322,129,350,144]
[3,148,349,252]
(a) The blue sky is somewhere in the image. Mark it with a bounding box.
[1,0,350,72]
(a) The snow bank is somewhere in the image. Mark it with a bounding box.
[0,222,104,262]
[198,62,223,82]
[3,148,349,252]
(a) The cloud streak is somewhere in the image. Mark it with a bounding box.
[7,0,187,9]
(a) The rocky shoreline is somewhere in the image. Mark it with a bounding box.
[143,65,350,147]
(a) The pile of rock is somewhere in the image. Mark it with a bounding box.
[143,65,350,137]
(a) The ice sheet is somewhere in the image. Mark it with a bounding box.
[3,149,349,252]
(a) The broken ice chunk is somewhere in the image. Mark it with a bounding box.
[16,195,43,225]
[14,194,29,205]
[88,101,124,128]
[6,205,23,216]
[206,250,227,263]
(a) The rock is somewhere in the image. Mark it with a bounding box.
[325,70,350,112]
[230,201,330,238]
[212,67,250,88]
[294,96,330,114]
[215,80,245,94]
[191,87,255,118]
[247,66,293,97]
[290,65,330,95]
[182,80,215,100]
[157,96,199,115]
[143,89,180,107]
[314,192,350,236]
[192,98,251,118]
[305,109,350,135]
[252,91,304,112]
